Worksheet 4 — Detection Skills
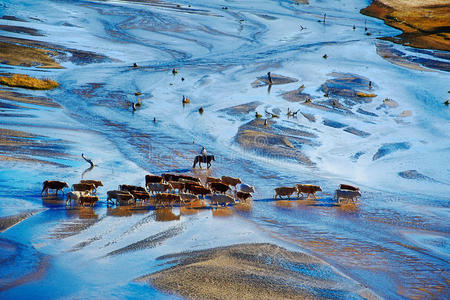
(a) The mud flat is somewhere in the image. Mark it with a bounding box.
[0,127,72,166]
[361,0,450,52]
[0,35,111,67]
[137,243,377,300]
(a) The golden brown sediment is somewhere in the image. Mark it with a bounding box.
[0,35,112,67]
[361,0,450,51]
[0,89,61,107]
[0,40,62,68]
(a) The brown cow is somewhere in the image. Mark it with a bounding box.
[42,180,69,195]
[210,194,235,206]
[79,195,99,207]
[119,184,147,193]
[179,178,201,185]
[183,181,202,193]
[168,181,185,193]
[236,191,252,201]
[210,182,230,194]
[186,185,211,198]
[178,175,200,183]
[221,176,241,189]
[107,190,134,205]
[162,173,180,182]
[295,184,322,199]
[130,191,151,203]
[80,180,103,193]
[72,183,96,195]
[339,184,360,191]
[145,174,163,185]
[147,183,172,194]
[273,187,297,199]
[80,180,103,187]
[335,189,361,203]
[206,176,222,186]
[155,193,181,207]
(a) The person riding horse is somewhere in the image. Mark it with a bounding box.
[201,147,207,160]
[193,147,215,168]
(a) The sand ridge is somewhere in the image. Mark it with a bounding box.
[137,243,378,300]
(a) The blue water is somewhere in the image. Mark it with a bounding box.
[0,0,449,299]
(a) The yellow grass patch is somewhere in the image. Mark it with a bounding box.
[0,74,59,90]
[356,92,377,98]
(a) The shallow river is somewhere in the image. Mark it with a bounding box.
[0,0,449,299]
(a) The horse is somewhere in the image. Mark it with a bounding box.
[192,155,215,169]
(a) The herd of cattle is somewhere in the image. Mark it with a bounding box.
[274,183,361,203]
[41,174,255,207]
[41,175,361,208]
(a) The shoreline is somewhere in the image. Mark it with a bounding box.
[361,0,450,51]
[0,209,46,233]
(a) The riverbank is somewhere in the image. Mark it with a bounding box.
[361,0,450,51]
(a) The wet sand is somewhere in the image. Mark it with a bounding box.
[0,209,44,233]
[137,243,377,300]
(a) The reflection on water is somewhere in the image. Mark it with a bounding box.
[180,206,199,215]
[155,207,180,222]
[41,194,66,208]
[234,201,252,212]
[211,206,234,217]
[66,207,99,220]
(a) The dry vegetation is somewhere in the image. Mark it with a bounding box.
[0,74,59,90]
[357,92,377,98]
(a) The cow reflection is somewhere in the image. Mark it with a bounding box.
[107,206,133,217]
[41,194,65,208]
[212,207,234,217]
[66,207,98,219]
[155,207,180,222]
[180,206,199,215]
